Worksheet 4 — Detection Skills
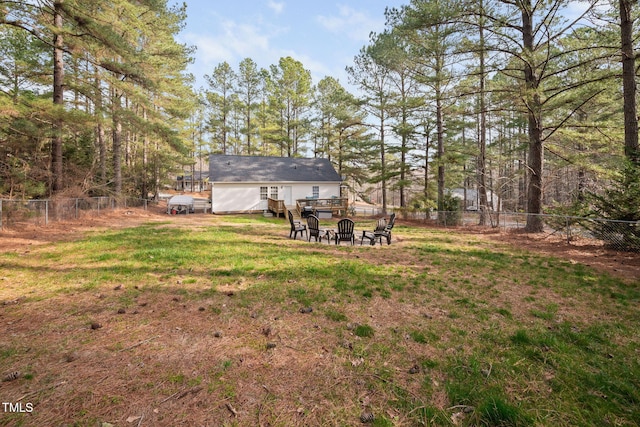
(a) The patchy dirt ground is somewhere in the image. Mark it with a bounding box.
[491,228,640,281]
[1,207,638,281]
[402,219,640,283]
[0,206,167,252]
[0,207,638,426]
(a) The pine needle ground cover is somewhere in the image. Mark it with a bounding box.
[0,213,638,426]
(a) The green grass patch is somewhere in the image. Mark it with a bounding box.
[325,308,348,322]
[354,324,375,338]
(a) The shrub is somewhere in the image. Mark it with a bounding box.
[587,161,640,251]
[438,193,462,226]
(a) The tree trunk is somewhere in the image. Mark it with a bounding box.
[380,113,388,214]
[521,1,544,232]
[620,0,639,164]
[424,129,430,199]
[399,76,408,209]
[477,0,489,224]
[97,122,106,183]
[246,108,252,155]
[525,97,544,231]
[142,107,149,199]
[153,140,160,201]
[51,0,65,193]
[93,72,106,185]
[436,87,445,213]
[112,88,122,197]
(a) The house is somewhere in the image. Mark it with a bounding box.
[449,188,501,211]
[173,171,209,192]
[209,155,343,214]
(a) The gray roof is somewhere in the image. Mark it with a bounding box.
[209,155,342,183]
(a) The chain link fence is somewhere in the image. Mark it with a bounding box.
[357,209,640,253]
[0,197,150,229]
[1,199,637,252]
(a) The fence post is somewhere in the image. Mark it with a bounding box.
[566,216,570,244]
[45,200,49,225]
[0,199,2,230]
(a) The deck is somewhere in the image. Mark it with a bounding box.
[268,197,348,219]
[295,198,348,217]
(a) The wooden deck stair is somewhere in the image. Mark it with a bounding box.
[286,205,300,219]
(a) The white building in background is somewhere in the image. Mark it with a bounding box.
[449,188,501,211]
[208,155,343,214]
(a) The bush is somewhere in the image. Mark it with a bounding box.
[587,161,640,251]
[543,201,589,235]
[409,195,437,213]
[438,193,462,226]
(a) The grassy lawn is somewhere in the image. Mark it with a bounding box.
[0,214,638,426]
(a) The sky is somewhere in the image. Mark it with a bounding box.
[176,1,409,91]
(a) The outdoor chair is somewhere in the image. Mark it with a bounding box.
[361,218,387,245]
[377,212,396,245]
[288,210,307,240]
[306,214,327,242]
[334,218,355,245]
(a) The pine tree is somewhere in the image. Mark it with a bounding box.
[588,161,640,251]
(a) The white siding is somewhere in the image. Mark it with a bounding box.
[211,182,341,213]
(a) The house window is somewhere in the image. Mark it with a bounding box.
[260,186,268,200]
[312,186,319,198]
[270,186,278,200]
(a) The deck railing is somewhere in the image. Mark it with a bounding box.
[295,197,348,217]
[267,198,286,217]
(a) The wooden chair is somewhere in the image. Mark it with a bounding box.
[306,214,327,242]
[334,218,355,245]
[376,212,396,245]
[288,210,307,240]
[361,218,386,245]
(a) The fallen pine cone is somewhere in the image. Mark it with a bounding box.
[3,371,21,382]
[360,411,375,423]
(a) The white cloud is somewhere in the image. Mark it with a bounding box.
[267,0,284,15]
[182,16,299,88]
[316,4,383,42]
[183,19,273,66]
